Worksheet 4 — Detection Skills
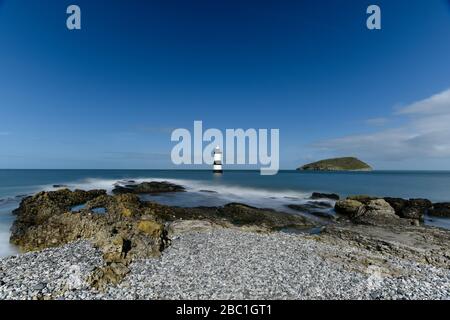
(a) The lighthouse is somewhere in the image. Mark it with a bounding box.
[213,146,223,173]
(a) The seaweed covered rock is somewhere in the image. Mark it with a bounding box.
[11,189,106,243]
[9,188,316,290]
[310,192,340,200]
[10,189,170,290]
[384,197,432,221]
[346,195,378,204]
[334,199,364,216]
[217,203,313,230]
[112,181,185,195]
[144,202,316,232]
[400,199,431,221]
[429,203,450,217]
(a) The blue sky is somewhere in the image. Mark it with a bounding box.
[1,0,450,169]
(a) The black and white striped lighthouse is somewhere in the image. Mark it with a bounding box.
[213,146,223,173]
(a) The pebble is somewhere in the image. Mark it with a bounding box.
[0,230,449,300]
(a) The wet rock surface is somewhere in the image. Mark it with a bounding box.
[112,181,185,195]
[287,202,335,220]
[384,198,432,221]
[429,203,450,217]
[310,192,340,200]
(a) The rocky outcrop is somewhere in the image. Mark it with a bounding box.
[112,181,185,195]
[11,189,106,244]
[321,222,450,269]
[429,203,450,217]
[298,157,372,171]
[383,197,432,221]
[336,195,433,224]
[10,189,170,291]
[215,203,314,230]
[310,192,340,200]
[335,198,405,226]
[353,199,400,225]
[334,199,363,215]
[10,188,317,290]
[6,183,450,298]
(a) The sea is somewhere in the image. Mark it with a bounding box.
[1,169,450,258]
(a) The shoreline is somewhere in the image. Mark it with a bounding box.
[1,227,449,300]
[0,180,450,300]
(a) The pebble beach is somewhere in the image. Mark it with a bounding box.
[1,228,449,300]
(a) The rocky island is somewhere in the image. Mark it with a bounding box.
[298,157,372,171]
[0,181,449,300]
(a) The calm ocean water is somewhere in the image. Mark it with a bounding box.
[1,169,450,257]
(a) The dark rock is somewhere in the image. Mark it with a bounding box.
[383,197,431,221]
[199,190,218,194]
[111,186,133,195]
[287,202,333,212]
[216,203,314,230]
[402,199,432,221]
[429,203,450,217]
[408,198,432,209]
[400,206,423,220]
[310,192,340,200]
[384,197,407,213]
[53,184,68,188]
[112,181,185,195]
[148,202,316,232]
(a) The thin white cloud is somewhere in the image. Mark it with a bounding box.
[314,88,450,161]
[365,117,389,126]
[397,89,450,115]
[0,132,10,136]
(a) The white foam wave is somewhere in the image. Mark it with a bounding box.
[36,176,327,213]
[45,176,311,201]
